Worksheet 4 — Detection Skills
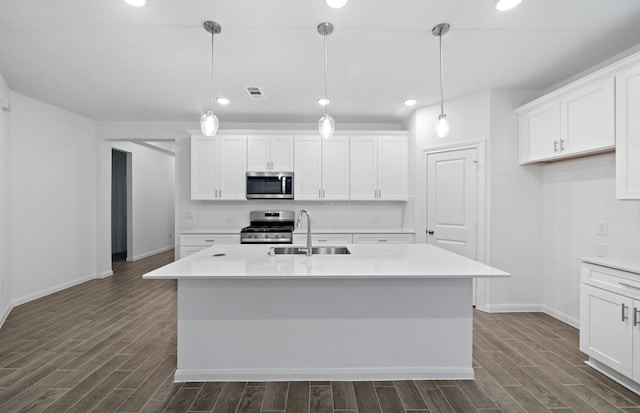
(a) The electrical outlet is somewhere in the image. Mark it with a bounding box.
[185,211,194,220]
[597,221,608,236]
[596,243,608,257]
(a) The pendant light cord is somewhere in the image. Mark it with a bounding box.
[323,32,328,115]
[439,32,444,115]
[209,29,215,112]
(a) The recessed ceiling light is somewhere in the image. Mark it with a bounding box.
[123,0,147,7]
[318,98,330,106]
[495,0,522,11]
[216,97,230,105]
[326,0,348,8]
[404,98,417,107]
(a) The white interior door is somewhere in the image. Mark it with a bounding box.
[426,147,478,260]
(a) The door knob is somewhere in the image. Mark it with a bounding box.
[427,230,434,235]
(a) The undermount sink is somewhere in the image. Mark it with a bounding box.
[269,246,351,256]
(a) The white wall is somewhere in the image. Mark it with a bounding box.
[0,73,11,323]
[111,141,175,261]
[408,90,545,314]
[542,153,640,324]
[485,90,544,312]
[10,92,97,304]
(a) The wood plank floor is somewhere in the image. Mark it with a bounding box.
[1,250,640,412]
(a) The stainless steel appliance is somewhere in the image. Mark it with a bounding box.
[246,172,294,199]
[240,210,295,244]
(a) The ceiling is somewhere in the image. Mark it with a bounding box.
[1,0,640,125]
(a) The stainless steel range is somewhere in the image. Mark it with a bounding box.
[240,210,295,244]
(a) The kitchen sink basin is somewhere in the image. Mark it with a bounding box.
[269,246,351,256]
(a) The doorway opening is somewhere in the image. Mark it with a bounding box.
[111,149,132,262]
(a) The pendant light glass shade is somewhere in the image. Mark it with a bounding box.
[432,23,450,139]
[319,113,335,139]
[495,0,522,11]
[124,0,146,6]
[318,22,335,139]
[201,111,219,137]
[201,21,221,137]
[434,113,450,139]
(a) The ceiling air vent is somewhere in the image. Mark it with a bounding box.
[245,86,265,99]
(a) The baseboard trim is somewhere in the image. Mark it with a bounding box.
[586,359,640,396]
[478,303,544,313]
[128,245,173,262]
[174,367,475,383]
[542,305,579,329]
[0,302,12,330]
[96,270,113,279]
[12,274,96,307]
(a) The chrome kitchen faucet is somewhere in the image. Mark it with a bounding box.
[296,209,312,256]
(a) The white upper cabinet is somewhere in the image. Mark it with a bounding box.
[191,134,247,200]
[518,100,561,163]
[561,76,615,155]
[294,135,350,200]
[247,135,294,172]
[616,60,640,199]
[350,136,408,201]
[517,75,615,164]
[294,136,322,200]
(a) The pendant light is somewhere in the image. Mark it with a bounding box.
[318,22,335,139]
[326,0,348,8]
[200,21,221,137]
[432,23,450,139]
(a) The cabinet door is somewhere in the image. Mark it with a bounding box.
[353,234,415,244]
[561,76,615,155]
[519,100,561,163]
[247,135,270,171]
[616,62,640,199]
[294,136,322,200]
[349,136,378,200]
[322,136,350,200]
[191,136,217,200]
[377,136,408,200]
[634,299,640,383]
[218,135,247,200]
[270,135,295,172]
[580,284,634,377]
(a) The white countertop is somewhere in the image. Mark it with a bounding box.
[581,256,640,274]
[144,243,509,280]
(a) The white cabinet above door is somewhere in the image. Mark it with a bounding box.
[247,135,294,172]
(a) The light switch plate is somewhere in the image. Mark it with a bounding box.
[597,221,608,236]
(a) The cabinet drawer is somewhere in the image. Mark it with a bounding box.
[180,234,240,246]
[582,263,640,299]
[179,246,206,259]
[293,234,353,244]
[352,233,415,244]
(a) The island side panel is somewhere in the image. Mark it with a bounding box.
[176,277,473,382]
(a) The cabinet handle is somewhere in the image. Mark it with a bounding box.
[560,139,566,151]
[427,230,434,235]
[620,282,640,292]
[622,303,629,322]
[378,239,388,242]
[322,189,326,198]
[553,140,559,152]
[635,308,640,327]
[205,240,215,243]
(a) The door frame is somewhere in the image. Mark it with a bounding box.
[423,140,486,265]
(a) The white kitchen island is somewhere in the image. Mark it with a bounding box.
[143,243,509,382]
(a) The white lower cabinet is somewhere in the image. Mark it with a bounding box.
[179,233,240,258]
[352,233,415,244]
[580,261,640,388]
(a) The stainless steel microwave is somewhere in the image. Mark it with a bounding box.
[246,172,294,199]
